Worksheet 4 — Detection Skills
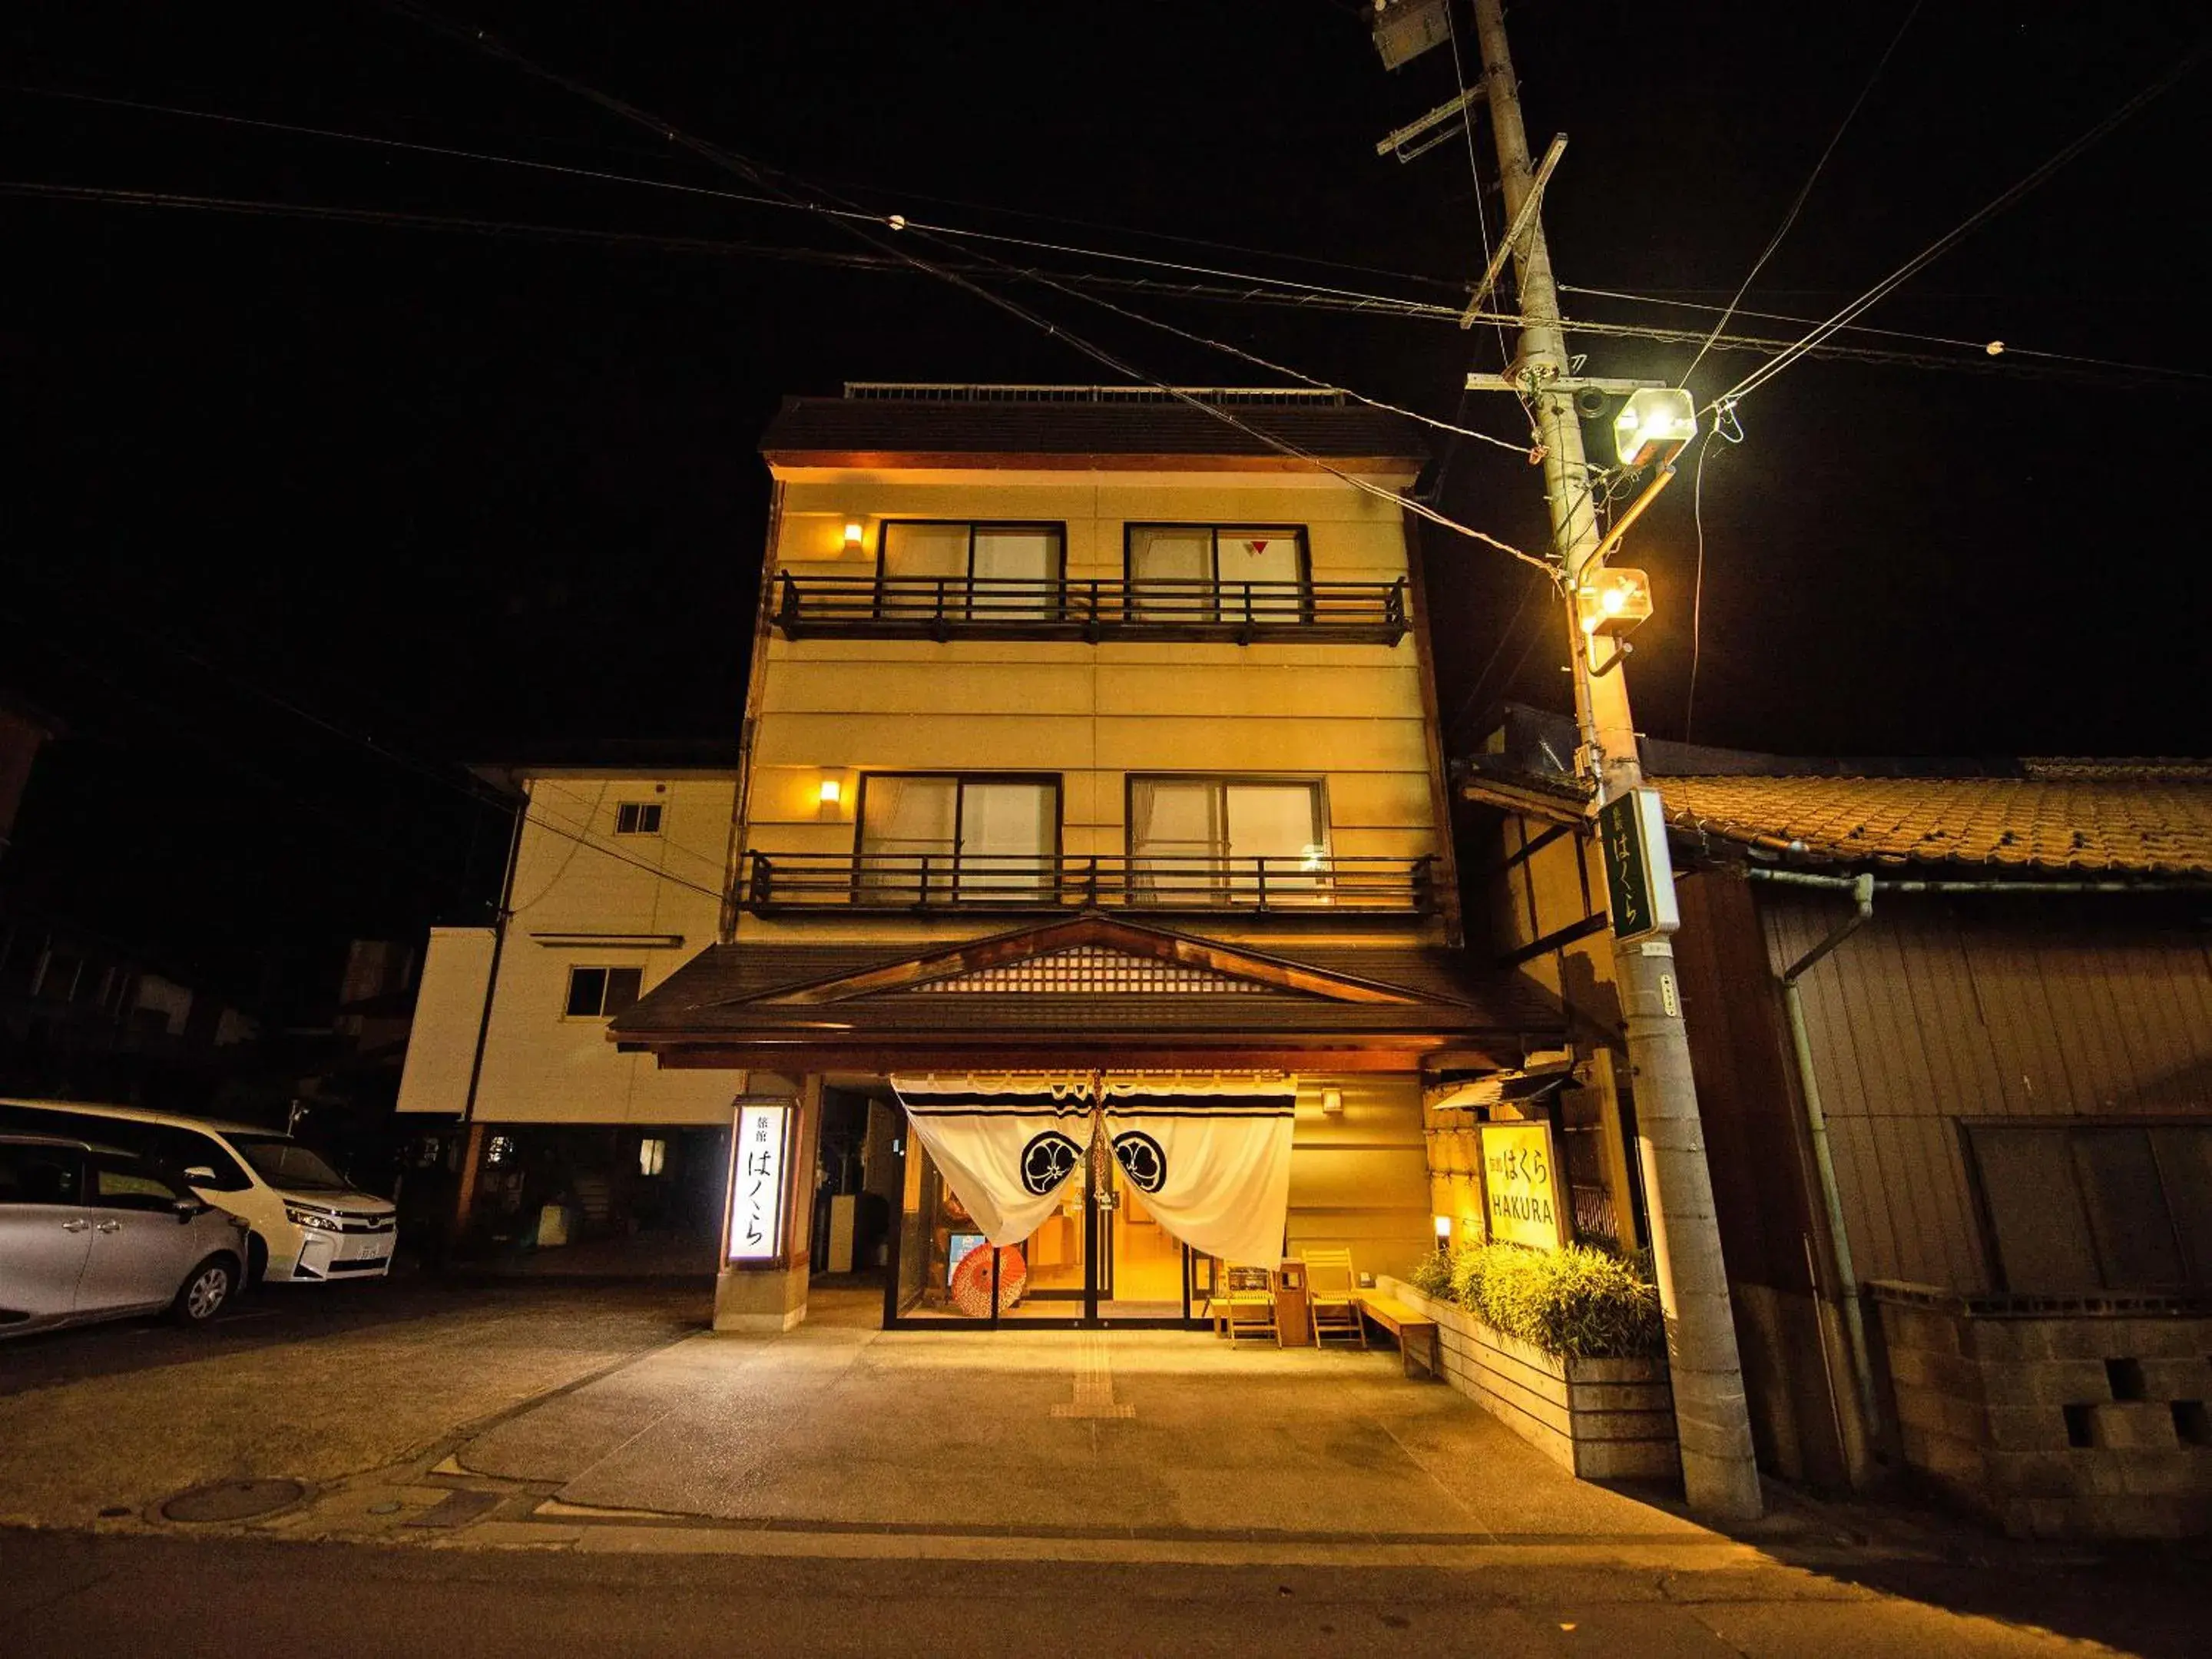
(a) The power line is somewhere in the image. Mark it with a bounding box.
[377,3,1551,579]
[1717,38,2211,410]
[1679,0,1923,387]
[17,84,2204,392]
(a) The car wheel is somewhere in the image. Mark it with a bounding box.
[171,1256,237,1326]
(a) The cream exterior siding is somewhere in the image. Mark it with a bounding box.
[399,774,743,1126]
[395,926,495,1115]
[743,472,1448,951]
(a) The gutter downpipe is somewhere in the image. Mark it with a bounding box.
[1765,869,1882,1488]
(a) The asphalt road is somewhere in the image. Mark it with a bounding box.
[4,1529,2202,1659]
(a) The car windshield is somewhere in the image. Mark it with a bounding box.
[228,1135,349,1192]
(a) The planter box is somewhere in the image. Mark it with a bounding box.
[1377,1276,1680,1483]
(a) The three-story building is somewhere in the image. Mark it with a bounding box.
[403,385,1554,1330]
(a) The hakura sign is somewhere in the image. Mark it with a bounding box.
[727,1100,790,1263]
[1479,1121,1568,1250]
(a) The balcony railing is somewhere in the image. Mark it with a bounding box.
[773,575,1409,644]
[742,852,1435,916]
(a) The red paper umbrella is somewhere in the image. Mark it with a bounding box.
[949,1242,1028,1318]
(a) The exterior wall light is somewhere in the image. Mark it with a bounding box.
[843,519,865,552]
[1433,1214,1453,1250]
[1612,387,1697,469]
[817,776,843,807]
[1320,1087,1344,1116]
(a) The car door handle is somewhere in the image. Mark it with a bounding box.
[94,1220,121,1233]
[61,1218,90,1233]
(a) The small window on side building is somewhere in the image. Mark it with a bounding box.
[565,965,644,1018]
[614,802,664,836]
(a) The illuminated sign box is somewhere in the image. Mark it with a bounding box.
[727,1099,790,1263]
[1480,1121,1568,1251]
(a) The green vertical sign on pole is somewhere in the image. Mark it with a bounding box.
[1598,787,1679,943]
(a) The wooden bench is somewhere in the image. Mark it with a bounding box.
[1353,1293,1440,1380]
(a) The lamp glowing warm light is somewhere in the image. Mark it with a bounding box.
[843,519,865,551]
[817,777,843,806]
[1320,1087,1344,1116]
[1612,387,1698,469]
[1576,568,1653,638]
[1433,1214,1453,1247]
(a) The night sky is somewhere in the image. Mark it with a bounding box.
[6,2,2208,999]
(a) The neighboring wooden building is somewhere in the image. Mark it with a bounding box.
[1461,710,2212,1537]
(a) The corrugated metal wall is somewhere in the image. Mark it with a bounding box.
[1759,891,2212,1293]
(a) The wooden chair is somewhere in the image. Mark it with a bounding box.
[1209,1264,1277,1344]
[1302,1246,1366,1349]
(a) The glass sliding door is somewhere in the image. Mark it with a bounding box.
[1128,777,1327,906]
[856,775,958,904]
[970,527,1061,621]
[955,780,1057,898]
[854,774,1060,906]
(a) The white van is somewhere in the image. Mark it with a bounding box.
[0,1100,397,1285]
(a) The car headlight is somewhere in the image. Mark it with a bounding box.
[285,1206,343,1232]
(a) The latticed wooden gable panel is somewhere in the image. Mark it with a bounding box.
[910,945,1277,995]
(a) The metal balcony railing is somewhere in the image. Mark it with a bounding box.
[772,575,1409,644]
[742,851,1435,916]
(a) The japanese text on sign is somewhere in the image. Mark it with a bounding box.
[728,1101,788,1263]
[1598,787,1679,943]
[1480,1121,1568,1251]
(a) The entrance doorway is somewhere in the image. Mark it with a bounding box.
[886,1132,1209,1327]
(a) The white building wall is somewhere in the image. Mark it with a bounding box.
[395,775,743,1125]
[472,774,741,1126]
[396,926,495,1115]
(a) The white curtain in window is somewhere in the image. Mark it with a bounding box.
[1227,783,1324,899]
[958,782,1055,892]
[881,523,969,580]
[1217,529,1301,622]
[971,528,1058,621]
[1128,528,1214,620]
[858,776,958,900]
[1129,778,1222,902]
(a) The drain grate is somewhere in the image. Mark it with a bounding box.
[161,1479,306,1523]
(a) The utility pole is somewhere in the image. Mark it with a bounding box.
[1465,0,1763,1519]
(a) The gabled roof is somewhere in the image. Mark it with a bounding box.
[610,913,1551,1070]
[759,387,1428,472]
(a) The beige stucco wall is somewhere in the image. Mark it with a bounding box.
[1286,1072,1432,1281]
[742,470,1447,950]
[395,926,495,1114]
[399,775,744,1126]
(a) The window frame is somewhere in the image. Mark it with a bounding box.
[874,520,1068,621]
[0,1142,86,1207]
[1123,773,1331,906]
[562,964,646,1021]
[613,801,664,836]
[852,771,1065,901]
[1123,523,1313,622]
[90,1156,187,1212]
[1959,1116,2211,1293]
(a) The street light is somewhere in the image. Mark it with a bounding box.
[1611,387,1697,469]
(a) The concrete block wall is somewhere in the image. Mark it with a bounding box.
[1872,1283,2212,1539]
[1380,1275,1680,1483]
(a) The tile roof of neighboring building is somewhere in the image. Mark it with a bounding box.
[758,389,1429,466]
[1459,753,2212,876]
[1656,770,2212,876]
